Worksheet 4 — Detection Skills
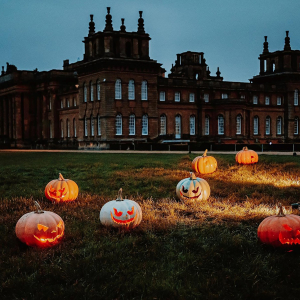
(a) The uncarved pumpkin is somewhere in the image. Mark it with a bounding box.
[15,201,65,247]
[45,173,78,202]
[235,147,258,165]
[176,172,210,201]
[192,149,217,174]
[100,188,142,229]
[257,204,300,247]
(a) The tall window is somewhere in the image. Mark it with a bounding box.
[294,117,299,135]
[221,93,228,99]
[189,93,195,103]
[83,83,87,102]
[218,115,224,135]
[236,115,241,134]
[129,114,135,135]
[116,114,122,135]
[204,93,209,103]
[60,99,63,108]
[67,98,70,108]
[49,97,52,110]
[91,115,94,136]
[97,115,101,135]
[265,116,271,135]
[115,79,122,99]
[160,91,165,101]
[175,92,180,102]
[265,96,270,105]
[254,116,259,135]
[74,97,77,107]
[190,115,195,135]
[142,115,148,135]
[294,89,299,106]
[264,60,267,72]
[205,116,209,135]
[97,80,101,100]
[84,117,88,136]
[175,115,181,138]
[160,114,166,135]
[277,96,282,105]
[277,117,282,135]
[128,79,135,100]
[73,118,77,137]
[49,120,52,138]
[60,120,64,138]
[90,81,93,102]
[67,119,70,137]
[253,95,258,104]
[141,81,148,101]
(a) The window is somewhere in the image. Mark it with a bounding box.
[190,115,195,135]
[205,116,209,135]
[204,94,209,103]
[116,114,122,135]
[60,120,64,138]
[264,60,267,72]
[277,97,282,105]
[49,97,52,111]
[189,93,195,103]
[97,115,101,135]
[294,89,299,106]
[253,95,258,104]
[97,80,100,100]
[265,96,270,105]
[115,79,122,99]
[254,116,259,135]
[83,83,87,102]
[67,98,70,108]
[73,97,77,107]
[218,115,224,135]
[73,119,77,137]
[84,117,88,137]
[141,81,148,101]
[129,114,135,135]
[236,115,241,134]
[49,120,52,138]
[67,119,70,137]
[240,95,245,99]
[91,115,94,136]
[128,79,135,100]
[272,62,275,72]
[265,116,271,135]
[160,114,166,135]
[221,93,228,99]
[60,99,63,108]
[142,115,148,135]
[175,115,181,138]
[90,81,93,102]
[294,117,299,135]
[277,117,282,135]
[159,91,165,101]
[175,92,180,102]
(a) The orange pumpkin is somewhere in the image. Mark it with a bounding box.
[15,201,65,247]
[257,204,300,247]
[45,173,78,202]
[235,147,258,165]
[192,149,217,174]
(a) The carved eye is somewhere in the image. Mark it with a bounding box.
[37,224,49,232]
[182,186,188,193]
[113,208,123,217]
[282,224,293,231]
[57,221,63,228]
[127,207,134,215]
[192,187,199,194]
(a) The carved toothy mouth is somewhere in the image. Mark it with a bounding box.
[110,212,137,225]
[33,232,64,243]
[279,232,300,245]
[180,190,201,199]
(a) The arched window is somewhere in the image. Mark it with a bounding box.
[253,116,259,135]
[83,83,87,102]
[115,79,122,100]
[265,116,271,135]
[160,114,167,135]
[116,114,122,135]
[60,120,64,138]
[97,115,101,136]
[91,115,94,136]
[272,61,275,72]
[277,117,282,135]
[294,89,299,106]
[67,119,70,137]
[236,115,242,134]
[294,117,299,135]
[253,95,258,104]
[73,118,77,137]
[97,80,101,100]
[84,117,88,137]
[190,115,195,135]
[141,80,148,101]
[90,81,93,102]
[49,120,52,138]
[265,96,270,105]
[205,116,209,135]
[129,114,135,135]
[128,80,135,100]
[218,115,224,135]
[175,115,181,138]
[142,115,148,135]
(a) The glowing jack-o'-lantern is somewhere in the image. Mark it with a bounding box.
[176,172,210,201]
[45,173,78,202]
[100,188,142,228]
[15,201,65,247]
[235,147,258,165]
[192,149,217,174]
[257,204,300,247]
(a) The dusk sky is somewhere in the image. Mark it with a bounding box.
[1,0,300,82]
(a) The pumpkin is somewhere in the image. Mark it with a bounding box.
[15,201,65,247]
[100,188,142,228]
[235,147,258,165]
[257,204,300,247]
[192,149,217,174]
[45,173,78,202]
[176,172,210,201]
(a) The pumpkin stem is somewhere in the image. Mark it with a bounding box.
[277,203,285,217]
[59,173,64,181]
[203,149,208,157]
[190,172,197,180]
[243,147,248,151]
[34,201,44,214]
[116,188,123,201]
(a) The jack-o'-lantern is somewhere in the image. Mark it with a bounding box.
[100,188,142,229]
[235,147,258,165]
[192,149,217,174]
[257,204,300,247]
[45,173,78,202]
[15,201,65,247]
[176,172,210,201]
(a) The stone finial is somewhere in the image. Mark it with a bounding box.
[263,36,269,54]
[120,18,126,32]
[216,67,221,77]
[284,30,291,51]
[89,14,95,35]
[137,11,145,33]
[104,7,113,31]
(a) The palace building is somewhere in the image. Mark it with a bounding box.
[1,7,300,150]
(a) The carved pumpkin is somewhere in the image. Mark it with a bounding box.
[257,204,300,247]
[176,172,210,201]
[235,147,258,165]
[15,201,65,247]
[100,188,142,228]
[45,173,78,202]
[192,149,217,174]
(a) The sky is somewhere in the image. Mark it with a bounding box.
[1,0,300,82]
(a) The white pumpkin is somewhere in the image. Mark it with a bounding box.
[100,188,142,228]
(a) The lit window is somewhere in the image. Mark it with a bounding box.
[221,93,228,99]
[49,97,52,110]
[61,99,63,108]
[218,115,224,135]
[84,117,88,137]
[294,117,299,134]
[254,116,259,135]
[159,91,165,101]
[265,117,271,135]
[190,115,195,135]
[175,115,181,138]
[60,120,64,138]
[91,115,94,136]
[277,97,281,105]
[116,114,122,135]
[73,97,77,107]
[294,89,299,106]
[277,117,282,135]
[97,115,101,135]
[90,81,93,102]
[204,94,209,103]
[67,119,70,137]
[265,96,270,105]
[83,83,87,102]
[160,115,166,135]
[175,92,180,102]
[97,80,100,100]
[128,80,135,100]
[205,116,209,135]
[189,93,195,103]
[129,114,135,135]
[67,98,70,108]
[115,79,122,100]
[141,81,148,100]
[142,115,148,135]
[73,119,77,137]
[236,115,241,134]
[253,95,258,104]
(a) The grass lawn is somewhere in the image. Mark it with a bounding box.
[1,151,300,299]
